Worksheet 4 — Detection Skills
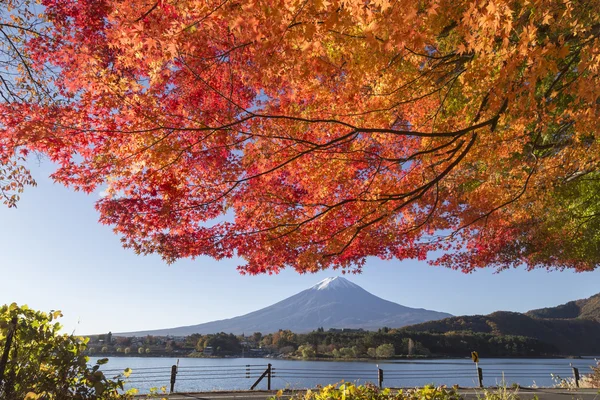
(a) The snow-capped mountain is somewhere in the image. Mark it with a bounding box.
[117,277,452,336]
[313,276,358,290]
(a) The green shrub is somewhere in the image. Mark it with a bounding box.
[367,348,377,358]
[376,344,395,358]
[0,303,136,399]
[332,347,356,359]
[298,344,316,359]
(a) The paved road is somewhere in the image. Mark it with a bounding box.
[137,388,599,400]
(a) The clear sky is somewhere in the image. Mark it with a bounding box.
[1,160,599,336]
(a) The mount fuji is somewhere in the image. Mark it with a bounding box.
[117,277,452,336]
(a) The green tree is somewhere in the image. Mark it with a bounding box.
[376,344,395,358]
[185,333,202,348]
[203,333,242,355]
[0,303,134,399]
[332,347,356,358]
[298,345,316,359]
[260,335,273,348]
[194,337,206,352]
[251,332,263,344]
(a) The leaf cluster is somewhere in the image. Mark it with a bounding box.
[0,0,599,274]
[0,303,136,400]
[278,383,463,400]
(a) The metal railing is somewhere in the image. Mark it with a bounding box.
[101,363,271,393]
[106,361,595,393]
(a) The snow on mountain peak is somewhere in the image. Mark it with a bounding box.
[312,276,357,290]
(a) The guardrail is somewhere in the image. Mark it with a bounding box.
[101,364,270,393]
[103,362,592,393]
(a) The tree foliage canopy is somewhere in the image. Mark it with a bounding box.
[0,0,599,273]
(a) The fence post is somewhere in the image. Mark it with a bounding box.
[378,368,384,389]
[572,367,580,388]
[250,364,271,390]
[170,364,177,393]
[477,367,483,388]
[0,317,17,388]
[267,363,272,390]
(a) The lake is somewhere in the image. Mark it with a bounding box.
[91,357,599,394]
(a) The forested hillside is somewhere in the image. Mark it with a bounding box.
[403,292,600,355]
[526,293,600,321]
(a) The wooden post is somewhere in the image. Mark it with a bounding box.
[250,365,270,390]
[378,368,384,389]
[0,317,17,388]
[477,367,483,388]
[170,364,177,393]
[572,367,580,388]
[267,363,272,390]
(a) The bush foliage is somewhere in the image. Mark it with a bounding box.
[0,303,136,399]
[279,383,463,400]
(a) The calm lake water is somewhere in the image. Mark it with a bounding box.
[91,357,599,394]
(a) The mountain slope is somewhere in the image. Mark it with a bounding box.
[526,292,600,321]
[402,292,600,355]
[117,277,452,336]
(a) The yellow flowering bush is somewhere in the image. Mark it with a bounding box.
[278,382,463,400]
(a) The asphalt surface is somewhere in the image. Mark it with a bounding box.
[137,388,600,400]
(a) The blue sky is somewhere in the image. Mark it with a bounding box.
[1,160,599,335]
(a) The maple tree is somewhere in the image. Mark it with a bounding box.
[0,0,43,206]
[0,0,599,274]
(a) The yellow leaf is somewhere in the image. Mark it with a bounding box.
[558,45,570,58]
